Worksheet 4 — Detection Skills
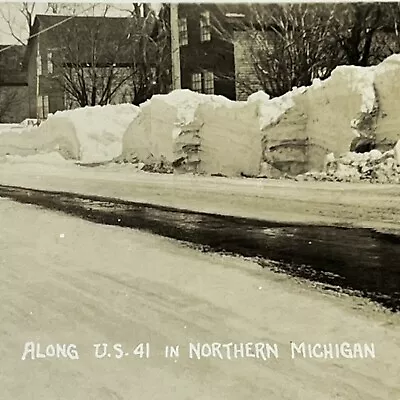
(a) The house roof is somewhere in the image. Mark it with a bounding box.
[178,3,279,32]
[34,14,135,32]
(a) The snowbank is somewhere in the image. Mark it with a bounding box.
[44,104,140,163]
[2,54,400,179]
[121,53,400,178]
[0,104,139,163]
[173,100,262,176]
[122,90,262,177]
[257,62,383,175]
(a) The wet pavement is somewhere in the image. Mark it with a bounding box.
[0,184,399,312]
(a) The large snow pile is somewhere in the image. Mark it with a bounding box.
[2,55,400,179]
[0,104,139,163]
[296,141,400,184]
[257,64,380,176]
[121,90,262,177]
[119,53,400,178]
[259,54,400,176]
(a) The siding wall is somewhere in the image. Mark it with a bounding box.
[233,30,264,101]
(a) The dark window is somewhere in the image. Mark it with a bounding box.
[191,70,214,94]
[200,11,211,42]
[179,17,188,46]
[203,71,214,94]
[191,73,202,92]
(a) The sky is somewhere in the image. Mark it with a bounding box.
[0,2,136,45]
[0,0,391,45]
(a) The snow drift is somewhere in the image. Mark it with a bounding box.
[259,55,400,176]
[0,104,139,163]
[257,66,378,175]
[2,54,400,179]
[121,90,262,177]
[120,53,400,178]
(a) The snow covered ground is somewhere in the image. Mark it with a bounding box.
[1,199,399,399]
[1,157,400,234]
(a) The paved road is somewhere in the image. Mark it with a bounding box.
[1,184,399,311]
[1,162,400,233]
[1,199,399,399]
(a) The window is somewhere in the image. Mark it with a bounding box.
[191,70,214,94]
[191,73,202,92]
[47,51,53,74]
[179,17,188,46]
[200,11,211,42]
[203,71,214,94]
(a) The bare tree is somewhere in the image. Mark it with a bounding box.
[0,2,118,45]
[0,87,22,122]
[47,7,170,107]
[0,2,36,46]
[332,2,392,67]
[0,2,171,108]
[217,4,343,98]
[128,3,172,104]
[213,3,400,98]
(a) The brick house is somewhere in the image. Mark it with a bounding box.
[177,3,262,101]
[25,14,162,120]
[177,4,236,100]
[0,45,29,122]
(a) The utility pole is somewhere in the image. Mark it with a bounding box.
[170,3,181,90]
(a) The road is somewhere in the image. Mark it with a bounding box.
[1,198,399,399]
[1,161,400,234]
[1,184,399,311]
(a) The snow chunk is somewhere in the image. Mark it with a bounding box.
[147,89,244,125]
[330,65,376,113]
[247,91,270,103]
[254,86,307,130]
[122,90,262,176]
[45,104,139,163]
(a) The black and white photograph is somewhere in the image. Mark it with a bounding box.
[0,0,399,398]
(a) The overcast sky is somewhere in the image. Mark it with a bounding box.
[0,2,135,45]
[0,0,387,45]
